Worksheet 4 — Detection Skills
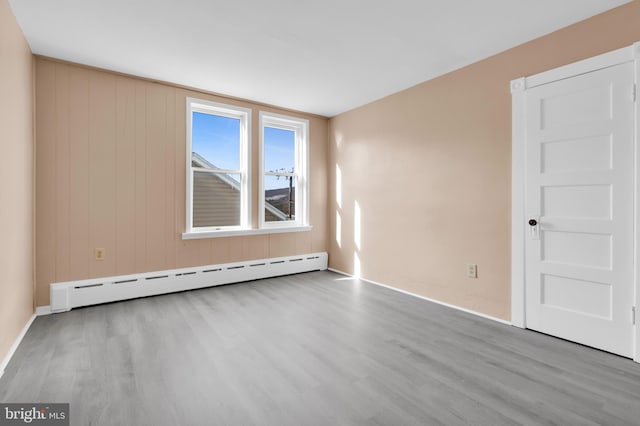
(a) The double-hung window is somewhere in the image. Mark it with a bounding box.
[259,112,309,228]
[186,98,250,233]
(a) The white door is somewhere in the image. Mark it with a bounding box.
[525,62,635,357]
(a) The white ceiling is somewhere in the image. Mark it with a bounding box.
[7,0,631,117]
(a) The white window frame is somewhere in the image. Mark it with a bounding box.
[259,112,309,229]
[185,97,251,234]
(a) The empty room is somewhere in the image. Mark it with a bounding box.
[2,0,640,424]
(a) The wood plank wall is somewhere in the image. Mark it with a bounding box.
[35,58,328,306]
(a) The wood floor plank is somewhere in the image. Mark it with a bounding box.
[1,270,639,425]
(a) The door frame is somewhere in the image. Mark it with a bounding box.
[511,41,640,362]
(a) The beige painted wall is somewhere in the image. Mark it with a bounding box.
[0,0,34,363]
[35,58,328,306]
[328,1,640,320]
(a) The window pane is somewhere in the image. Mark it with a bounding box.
[193,171,241,227]
[264,174,295,222]
[264,126,295,173]
[192,112,240,171]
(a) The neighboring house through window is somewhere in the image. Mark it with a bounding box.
[186,98,250,233]
[185,99,310,237]
[259,112,309,228]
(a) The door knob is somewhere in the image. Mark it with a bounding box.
[528,219,538,226]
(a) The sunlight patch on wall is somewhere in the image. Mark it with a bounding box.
[354,200,361,251]
[354,199,361,278]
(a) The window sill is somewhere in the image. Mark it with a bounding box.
[182,225,313,240]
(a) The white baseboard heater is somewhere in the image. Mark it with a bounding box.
[50,252,328,313]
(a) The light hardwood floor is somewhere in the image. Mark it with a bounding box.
[1,271,639,425]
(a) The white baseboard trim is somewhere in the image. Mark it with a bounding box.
[0,313,36,380]
[35,305,52,316]
[328,268,512,326]
[50,252,328,313]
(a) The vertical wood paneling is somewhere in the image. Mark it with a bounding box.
[134,82,147,273]
[35,59,328,305]
[175,91,186,239]
[175,240,198,268]
[309,117,328,254]
[145,84,166,271]
[88,72,117,278]
[35,60,56,307]
[54,64,70,281]
[295,231,312,255]
[115,77,136,274]
[174,90,199,268]
[164,88,176,269]
[211,238,230,264]
[228,237,244,261]
[244,235,269,260]
[268,233,297,258]
[198,240,212,266]
[68,67,90,280]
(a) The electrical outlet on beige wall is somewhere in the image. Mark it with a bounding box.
[467,264,477,279]
[95,248,105,261]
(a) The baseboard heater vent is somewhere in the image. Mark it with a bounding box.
[50,252,328,313]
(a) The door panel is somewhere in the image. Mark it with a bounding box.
[541,274,612,319]
[525,62,634,357]
[540,135,611,173]
[541,184,611,219]
[541,231,611,268]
